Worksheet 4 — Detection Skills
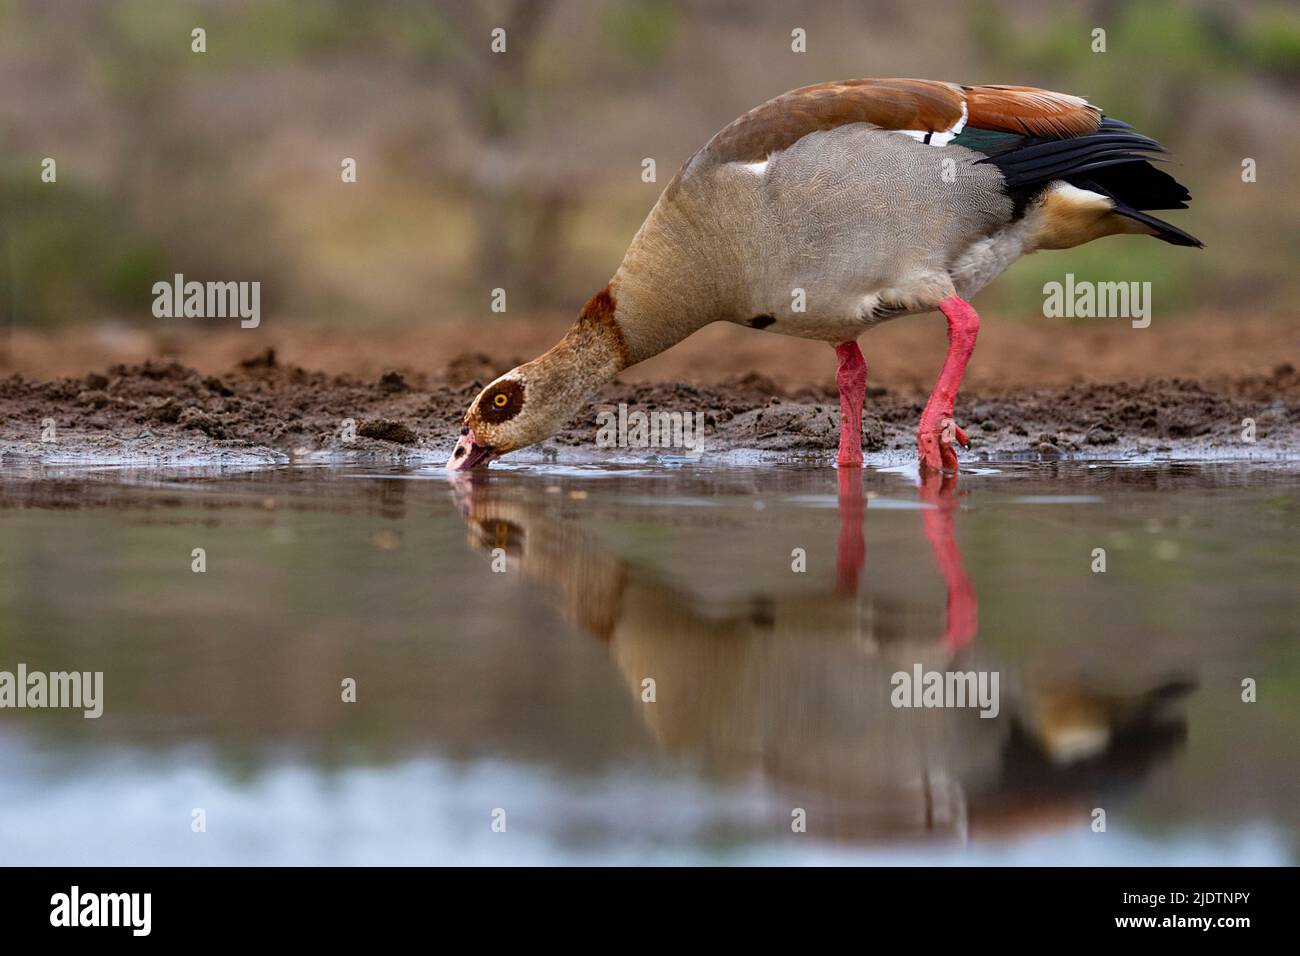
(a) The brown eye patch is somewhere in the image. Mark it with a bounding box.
[478,379,525,424]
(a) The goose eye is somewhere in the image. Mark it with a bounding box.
[480,380,524,424]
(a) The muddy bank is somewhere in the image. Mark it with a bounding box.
[2,350,1297,466]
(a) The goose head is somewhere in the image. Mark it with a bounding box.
[447,369,552,470]
[446,286,631,470]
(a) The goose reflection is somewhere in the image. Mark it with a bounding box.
[450,469,1192,844]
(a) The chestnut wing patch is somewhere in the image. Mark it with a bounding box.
[478,379,526,424]
[963,84,1101,139]
[700,78,965,167]
[683,78,1103,180]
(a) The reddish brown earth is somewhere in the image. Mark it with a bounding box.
[2,341,1296,465]
[4,312,1296,390]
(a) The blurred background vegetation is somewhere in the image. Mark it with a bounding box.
[0,0,1297,333]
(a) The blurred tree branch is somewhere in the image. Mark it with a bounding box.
[426,0,569,306]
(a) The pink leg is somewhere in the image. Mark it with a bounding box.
[918,295,980,474]
[834,341,867,467]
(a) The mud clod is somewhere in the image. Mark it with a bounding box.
[240,348,277,369]
[177,407,222,437]
[358,419,418,444]
[377,370,410,393]
[152,399,182,424]
[205,375,234,396]
[1085,425,1118,445]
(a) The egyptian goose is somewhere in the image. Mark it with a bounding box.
[447,78,1200,472]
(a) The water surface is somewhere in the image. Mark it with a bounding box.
[1,460,1297,864]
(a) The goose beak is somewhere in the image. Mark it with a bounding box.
[447,428,495,471]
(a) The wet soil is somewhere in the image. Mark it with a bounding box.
[2,349,1297,465]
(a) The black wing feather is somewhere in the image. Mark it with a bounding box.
[961,115,1201,247]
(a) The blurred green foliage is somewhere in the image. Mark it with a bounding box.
[1245,6,1300,76]
[1,170,166,323]
[603,0,677,69]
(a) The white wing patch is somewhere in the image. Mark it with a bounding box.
[738,159,768,175]
[894,99,969,147]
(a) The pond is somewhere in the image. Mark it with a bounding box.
[0,459,1296,864]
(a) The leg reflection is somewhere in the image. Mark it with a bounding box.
[918,470,978,651]
[835,467,866,595]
